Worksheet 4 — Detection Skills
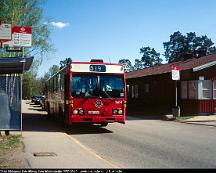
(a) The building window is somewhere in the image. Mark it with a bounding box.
[214,81,216,99]
[188,80,198,99]
[131,85,138,98]
[198,80,212,99]
[181,81,187,99]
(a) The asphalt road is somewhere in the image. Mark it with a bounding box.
[67,116,216,168]
[23,101,216,168]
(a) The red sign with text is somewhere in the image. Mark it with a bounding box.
[171,66,180,80]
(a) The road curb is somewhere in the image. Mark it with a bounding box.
[175,119,216,127]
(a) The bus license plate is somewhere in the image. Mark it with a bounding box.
[88,111,100,115]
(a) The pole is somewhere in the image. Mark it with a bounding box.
[175,80,180,117]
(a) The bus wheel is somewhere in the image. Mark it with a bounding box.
[100,123,108,127]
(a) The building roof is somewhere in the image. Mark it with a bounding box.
[0,56,34,74]
[126,54,216,79]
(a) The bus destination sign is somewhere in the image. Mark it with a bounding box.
[89,65,106,72]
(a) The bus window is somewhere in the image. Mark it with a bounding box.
[72,75,98,98]
[100,75,124,98]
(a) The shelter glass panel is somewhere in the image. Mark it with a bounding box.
[0,75,21,130]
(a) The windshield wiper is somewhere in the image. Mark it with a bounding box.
[101,90,113,99]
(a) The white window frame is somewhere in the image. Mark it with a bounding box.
[198,80,212,100]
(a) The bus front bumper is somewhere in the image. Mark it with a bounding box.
[68,115,125,124]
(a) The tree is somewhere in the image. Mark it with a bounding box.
[60,57,72,69]
[163,31,216,63]
[0,0,54,98]
[0,0,53,59]
[118,59,134,72]
[133,59,144,70]
[44,65,60,78]
[22,59,41,98]
[140,46,162,68]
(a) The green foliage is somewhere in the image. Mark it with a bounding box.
[60,57,72,69]
[133,58,144,70]
[0,0,55,98]
[0,0,53,59]
[45,65,60,78]
[163,31,216,63]
[118,47,162,71]
[140,46,162,68]
[0,135,21,154]
[176,116,195,121]
[22,60,42,98]
[118,59,134,72]
[39,65,60,95]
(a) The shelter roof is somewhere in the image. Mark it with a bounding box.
[0,56,34,74]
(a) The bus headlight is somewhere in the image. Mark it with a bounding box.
[112,109,118,115]
[118,109,123,115]
[73,109,78,114]
[79,109,84,115]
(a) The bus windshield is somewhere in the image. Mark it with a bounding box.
[71,74,124,98]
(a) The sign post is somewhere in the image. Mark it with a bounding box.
[171,66,180,117]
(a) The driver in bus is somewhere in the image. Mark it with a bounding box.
[102,79,112,92]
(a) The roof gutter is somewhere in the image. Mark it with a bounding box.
[193,60,216,72]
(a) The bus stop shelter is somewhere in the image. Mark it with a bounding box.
[0,56,33,131]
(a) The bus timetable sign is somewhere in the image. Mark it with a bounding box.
[171,66,180,80]
[0,24,11,41]
[12,26,32,47]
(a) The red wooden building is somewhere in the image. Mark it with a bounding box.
[126,54,216,115]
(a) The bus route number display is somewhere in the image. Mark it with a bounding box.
[89,65,106,72]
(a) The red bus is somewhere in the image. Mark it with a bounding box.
[46,59,126,127]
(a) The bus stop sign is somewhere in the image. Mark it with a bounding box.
[171,66,180,80]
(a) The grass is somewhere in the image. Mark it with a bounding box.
[176,115,195,121]
[0,135,21,155]
[0,134,25,168]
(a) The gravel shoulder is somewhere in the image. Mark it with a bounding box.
[0,135,29,168]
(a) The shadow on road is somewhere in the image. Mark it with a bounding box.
[22,105,113,135]
[126,114,164,121]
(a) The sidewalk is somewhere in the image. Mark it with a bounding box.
[21,100,117,169]
[177,115,216,127]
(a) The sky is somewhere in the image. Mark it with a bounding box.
[39,0,216,77]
